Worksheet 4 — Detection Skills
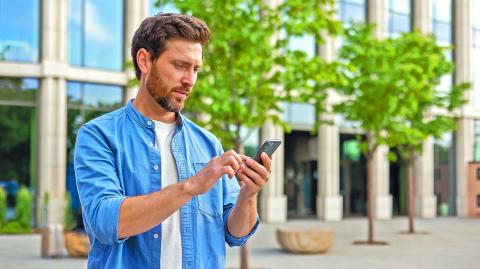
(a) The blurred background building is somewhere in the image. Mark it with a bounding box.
[0,0,479,227]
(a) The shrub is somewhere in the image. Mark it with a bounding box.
[15,186,32,230]
[0,187,6,228]
[65,191,76,231]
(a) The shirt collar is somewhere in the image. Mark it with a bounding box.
[126,99,184,130]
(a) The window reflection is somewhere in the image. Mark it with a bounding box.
[474,121,480,162]
[283,102,315,126]
[66,82,123,162]
[338,0,366,25]
[387,0,411,37]
[432,0,452,23]
[432,0,452,94]
[434,132,456,216]
[472,0,480,106]
[0,0,40,62]
[288,35,316,59]
[68,0,124,71]
[0,77,38,188]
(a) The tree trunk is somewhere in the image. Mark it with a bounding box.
[235,138,249,269]
[407,151,415,233]
[240,244,249,269]
[353,137,387,245]
[367,155,374,243]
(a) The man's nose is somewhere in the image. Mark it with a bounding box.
[181,71,195,88]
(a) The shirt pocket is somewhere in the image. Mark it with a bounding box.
[193,162,222,218]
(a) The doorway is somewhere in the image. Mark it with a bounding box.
[284,131,318,218]
[339,134,367,216]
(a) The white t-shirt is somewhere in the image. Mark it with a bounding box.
[154,120,182,269]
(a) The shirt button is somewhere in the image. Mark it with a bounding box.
[153,233,158,239]
[148,141,154,147]
[153,165,159,171]
[147,121,152,125]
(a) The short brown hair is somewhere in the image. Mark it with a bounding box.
[131,13,210,80]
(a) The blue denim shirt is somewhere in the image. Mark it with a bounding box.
[74,100,259,269]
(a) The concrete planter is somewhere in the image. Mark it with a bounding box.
[276,228,333,254]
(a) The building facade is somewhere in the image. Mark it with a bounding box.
[0,0,478,226]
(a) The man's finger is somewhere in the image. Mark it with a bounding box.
[225,150,242,164]
[245,157,269,179]
[222,166,235,179]
[260,152,272,173]
[239,165,266,187]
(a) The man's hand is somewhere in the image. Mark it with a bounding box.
[235,152,271,199]
[226,152,271,238]
[185,150,242,196]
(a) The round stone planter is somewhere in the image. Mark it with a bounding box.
[276,228,333,254]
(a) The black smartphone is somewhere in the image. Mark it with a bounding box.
[252,139,282,165]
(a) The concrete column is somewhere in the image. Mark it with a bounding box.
[414,138,437,218]
[38,78,67,225]
[456,118,473,217]
[367,0,386,39]
[316,25,342,221]
[454,0,473,217]
[36,0,68,226]
[123,0,148,103]
[317,113,343,221]
[413,0,431,33]
[259,121,287,223]
[372,145,392,219]
[367,0,392,219]
[412,0,436,218]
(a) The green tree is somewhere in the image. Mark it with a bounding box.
[148,1,342,268]
[335,23,469,243]
[381,32,469,234]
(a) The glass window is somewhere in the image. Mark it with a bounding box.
[474,120,480,162]
[149,0,179,16]
[434,132,456,216]
[387,0,411,37]
[432,0,452,43]
[432,0,452,23]
[283,102,315,126]
[288,35,316,59]
[68,0,124,71]
[0,0,40,62]
[338,0,366,25]
[473,0,480,30]
[337,0,366,49]
[431,0,452,94]
[0,77,38,189]
[66,81,123,162]
[472,0,480,106]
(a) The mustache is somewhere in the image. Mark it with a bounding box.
[171,86,191,95]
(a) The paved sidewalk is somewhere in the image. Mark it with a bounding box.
[0,217,478,269]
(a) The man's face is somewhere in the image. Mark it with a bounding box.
[145,39,203,112]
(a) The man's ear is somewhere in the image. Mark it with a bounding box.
[136,48,151,75]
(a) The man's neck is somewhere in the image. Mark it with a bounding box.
[132,87,177,123]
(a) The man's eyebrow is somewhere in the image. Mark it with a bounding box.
[173,59,202,68]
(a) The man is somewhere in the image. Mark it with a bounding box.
[74,13,271,269]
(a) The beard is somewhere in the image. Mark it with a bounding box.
[145,67,189,113]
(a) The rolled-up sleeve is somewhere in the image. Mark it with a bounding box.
[74,124,127,245]
[223,205,260,247]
